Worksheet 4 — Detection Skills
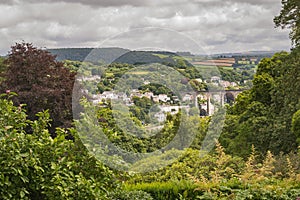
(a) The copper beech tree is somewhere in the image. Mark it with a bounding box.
[1,43,76,136]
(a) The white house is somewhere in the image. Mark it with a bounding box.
[152,96,159,103]
[143,81,151,85]
[211,76,221,83]
[78,75,101,82]
[144,92,154,99]
[160,105,189,114]
[230,82,238,87]
[195,78,203,83]
[182,93,193,102]
[102,91,118,100]
[158,94,170,102]
[154,112,166,123]
[220,80,231,88]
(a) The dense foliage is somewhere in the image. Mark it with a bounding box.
[124,144,300,199]
[0,43,75,135]
[274,0,300,47]
[48,48,130,64]
[0,94,119,199]
[94,101,206,154]
[0,57,6,82]
[1,1,300,198]
[220,49,300,158]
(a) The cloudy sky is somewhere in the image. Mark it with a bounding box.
[0,0,291,55]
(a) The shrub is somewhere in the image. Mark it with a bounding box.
[0,95,118,199]
[109,190,153,200]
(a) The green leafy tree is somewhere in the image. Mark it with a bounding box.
[222,52,299,157]
[274,0,300,47]
[292,109,300,144]
[0,94,118,199]
[0,57,7,83]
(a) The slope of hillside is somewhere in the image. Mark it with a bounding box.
[48,47,130,64]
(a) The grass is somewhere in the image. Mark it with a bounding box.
[180,56,194,61]
[152,54,169,59]
[128,71,150,75]
[193,65,217,69]
[220,66,234,70]
[106,72,114,78]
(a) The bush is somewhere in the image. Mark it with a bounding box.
[126,180,300,200]
[125,143,300,200]
[109,190,153,200]
[0,94,118,199]
[125,181,199,200]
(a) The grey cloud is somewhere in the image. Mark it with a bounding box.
[2,0,153,7]
[1,0,276,8]
[0,0,291,55]
[0,0,19,5]
[227,0,277,6]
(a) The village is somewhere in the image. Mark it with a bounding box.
[79,74,242,124]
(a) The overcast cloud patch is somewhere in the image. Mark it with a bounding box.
[0,0,291,55]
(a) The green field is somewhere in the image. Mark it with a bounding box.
[152,53,169,59]
[220,66,234,70]
[127,71,150,75]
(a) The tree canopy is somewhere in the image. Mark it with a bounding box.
[274,0,300,47]
[220,49,300,158]
[0,43,76,135]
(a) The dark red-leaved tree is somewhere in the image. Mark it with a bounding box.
[1,42,76,136]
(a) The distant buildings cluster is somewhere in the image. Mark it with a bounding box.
[84,87,195,124]
[208,76,238,88]
[90,89,194,106]
[80,71,243,124]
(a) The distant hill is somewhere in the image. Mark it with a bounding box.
[48,48,193,67]
[212,51,280,58]
[113,51,162,65]
[47,47,130,64]
[113,51,193,67]
[47,47,283,66]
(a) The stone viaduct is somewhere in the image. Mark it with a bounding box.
[195,90,245,116]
